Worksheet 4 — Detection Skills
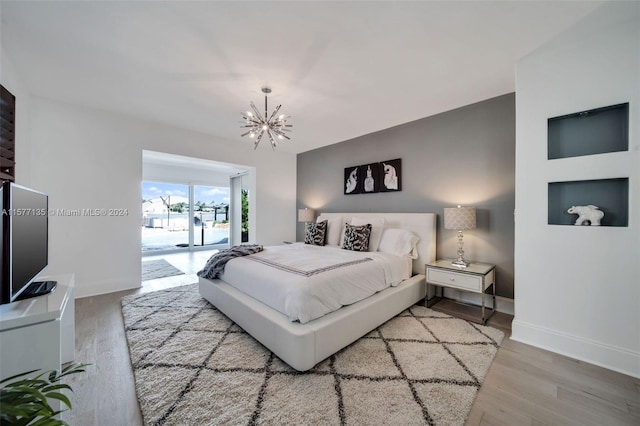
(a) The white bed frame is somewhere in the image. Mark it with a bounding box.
[199,213,436,371]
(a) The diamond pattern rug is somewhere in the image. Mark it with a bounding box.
[141,259,185,281]
[121,284,504,426]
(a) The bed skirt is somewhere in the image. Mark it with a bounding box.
[198,274,426,371]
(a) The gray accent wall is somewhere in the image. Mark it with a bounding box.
[296,93,515,299]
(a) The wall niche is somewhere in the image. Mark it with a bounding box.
[548,178,629,227]
[548,103,629,160]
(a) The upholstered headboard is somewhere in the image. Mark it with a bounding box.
[317,213,436,276]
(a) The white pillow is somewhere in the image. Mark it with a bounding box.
[350,217,385,252]
[378,228,420,259]
[317,215,344,246]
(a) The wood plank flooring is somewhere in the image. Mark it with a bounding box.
[60,251,639,425]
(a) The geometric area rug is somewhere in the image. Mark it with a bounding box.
[121,284,504,426]
[141,259,185,281]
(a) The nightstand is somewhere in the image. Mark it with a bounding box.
[425,259,496,324]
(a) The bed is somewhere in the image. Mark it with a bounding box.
[198,212,436,371]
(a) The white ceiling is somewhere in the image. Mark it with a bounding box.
[1,1,604,154]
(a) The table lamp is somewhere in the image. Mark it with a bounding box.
[444,205,476,267]
[298,208,316,233]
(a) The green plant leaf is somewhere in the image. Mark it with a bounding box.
[41,384,72,393]
[44,392,72,410]
[64,363,89,372]
[11,386,49,404]
[33,369,55,381]
[31,415,69,426]
[59,364,89,378]
[0,369,40,384]
[1,363,89,424]
[4,378,49,389]
[0,414,18,424]
[15,418,32,426]
[0,400,26,416]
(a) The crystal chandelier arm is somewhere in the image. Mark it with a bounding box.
[253,130,265,150]
[266,104,282,124]
[271,128,291,140]
[266,130,278,150]
[249,101,264,122]
[242,120,261,128]
[242,117,261,125]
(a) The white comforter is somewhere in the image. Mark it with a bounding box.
[219,243,409,323]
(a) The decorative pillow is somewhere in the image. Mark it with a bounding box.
[304,220,327,246]
[342,223,372,252]
[350,217,385,252]
[378,228,420,259]
[317,214,344,246]
[338,217,351,248]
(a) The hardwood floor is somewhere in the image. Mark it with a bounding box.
[468,327,640,425]
[61,249,218,425]
[61,251,640,425]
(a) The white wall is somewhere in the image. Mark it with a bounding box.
[28,98,296,298]
[513,2,639,377]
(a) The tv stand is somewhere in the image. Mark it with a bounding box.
[0,274,74,385]
[15,281,58,301]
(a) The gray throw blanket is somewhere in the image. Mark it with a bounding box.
[197,244,264,279]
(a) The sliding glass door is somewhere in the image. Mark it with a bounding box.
[141,182,189,251]
[141,181,231,252]
[192,185,230,247]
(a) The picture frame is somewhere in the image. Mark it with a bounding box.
[344,159,402,194]
[344,165,361,194]
[379,158,402,192]
[359,162,380,193]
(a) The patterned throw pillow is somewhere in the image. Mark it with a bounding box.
[305,220,327,246]
[342,223,372,252]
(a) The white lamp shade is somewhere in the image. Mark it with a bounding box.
[298,208,315,223]
[444,206,476,230]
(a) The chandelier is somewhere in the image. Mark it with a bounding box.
[241,87,292,150]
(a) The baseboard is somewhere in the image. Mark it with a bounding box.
[441,288,514,315]
[512,319,640,379]
[74,279,141,299]
[75,273,200,299]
